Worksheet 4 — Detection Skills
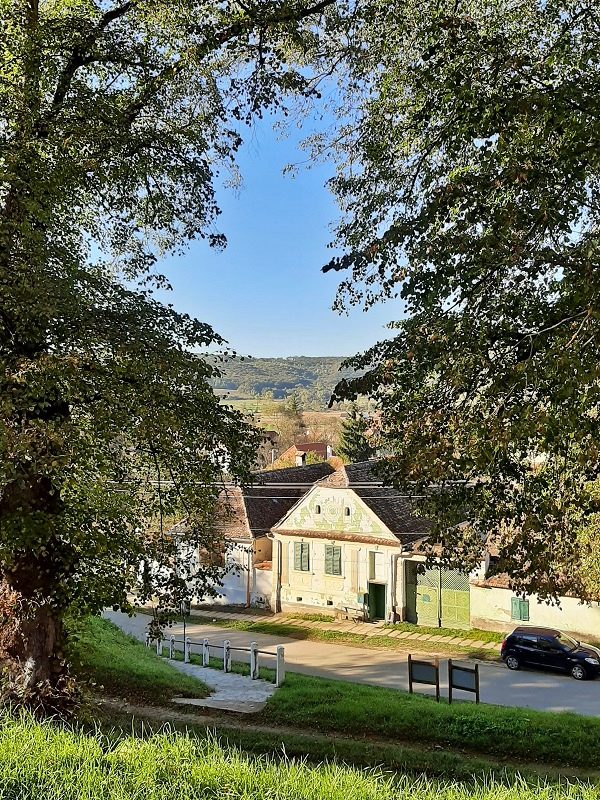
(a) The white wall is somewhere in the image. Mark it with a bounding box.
[471,585,600,639]
[275,535,401,615]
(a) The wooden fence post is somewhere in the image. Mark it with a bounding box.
[408,653,413,694]
[223,640,231,673]
[169,636,175,660]
[202,638,210,667]
[448,658,453,704]
[156,638,162,657]
[184,637,191,663]
[250,642,259,679]
[276,645,285,687]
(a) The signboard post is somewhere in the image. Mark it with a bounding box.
[448,659,480,704]
[407,654,440,702]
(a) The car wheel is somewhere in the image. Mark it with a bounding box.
[571,664,586,681]
[506,655,520,671]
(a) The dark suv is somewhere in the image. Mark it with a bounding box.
[501,627,600,680]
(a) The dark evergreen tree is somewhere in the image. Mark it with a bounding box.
[338,405,375,463]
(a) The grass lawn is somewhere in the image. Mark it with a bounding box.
[290,614,504,644]
[0,714,597,799]
[69,617,209,705]
[262,671,600,770]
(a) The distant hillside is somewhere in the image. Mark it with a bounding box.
[212,356,360,407]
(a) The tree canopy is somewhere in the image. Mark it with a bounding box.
[326,0,600,600]
[0,0,341,709]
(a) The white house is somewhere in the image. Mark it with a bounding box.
[269,462,472,623]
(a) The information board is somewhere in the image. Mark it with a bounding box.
[448,659,480,704]
[408,654,440,702]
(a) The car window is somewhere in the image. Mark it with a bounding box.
[521,635,538,647]
[554,632,578,651]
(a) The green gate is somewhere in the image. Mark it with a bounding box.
[404,562,470,629]
[440,569,470,629]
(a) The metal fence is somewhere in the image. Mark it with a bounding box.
[147,635,285,687]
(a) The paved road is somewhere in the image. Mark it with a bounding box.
[106,610,600,717]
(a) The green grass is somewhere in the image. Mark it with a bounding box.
[0,714,597,799]
[380,622,504,644]
[99,707,589,784]
[290,614,503,644]
[69,617,209,705]
[262,671,600,770]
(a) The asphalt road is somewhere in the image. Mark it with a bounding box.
[106,610,600,717]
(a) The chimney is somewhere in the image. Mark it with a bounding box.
[295,452,306,467]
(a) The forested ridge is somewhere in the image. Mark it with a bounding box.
[212,356,358,403]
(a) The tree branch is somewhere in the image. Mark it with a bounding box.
[47,2,135,120]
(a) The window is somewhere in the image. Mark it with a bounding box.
[344,507,351,516]
[294,542,310,572]
[324,544,342,576]
[315,505,321,514]
[511,597,530,621]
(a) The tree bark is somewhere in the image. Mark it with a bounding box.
[0,579,73,713]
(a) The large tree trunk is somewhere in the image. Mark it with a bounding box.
[0,578,75,715]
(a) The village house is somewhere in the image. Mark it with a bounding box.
[266,461,600,637]
[206,462,335,607]
[268,461,466,623]
[189,459,600,638]
[271,441,334,469]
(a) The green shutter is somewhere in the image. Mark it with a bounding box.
[295,542,309,571]
[301,543,309,571]
[333,546,342,575]
[511,596,530,621]
[325,545,342,576]
[511,597,520,620]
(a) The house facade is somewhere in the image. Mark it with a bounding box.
[470,573,600,638]
[269,462,470,622]
[196,459,600,639]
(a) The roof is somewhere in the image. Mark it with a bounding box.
[471,572,512,589]
[318,461,381,488]
[316,461,431,540]
[214,462,335,540]
[258,463,334,484]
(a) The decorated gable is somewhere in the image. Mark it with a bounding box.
[276,487,395,539]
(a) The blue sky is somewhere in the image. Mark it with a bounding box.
[155,117,403,359]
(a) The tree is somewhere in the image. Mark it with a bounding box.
[326,0,600,599]
[338,405,375,463]
[272,394,307,449]
[0,0,339,711]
